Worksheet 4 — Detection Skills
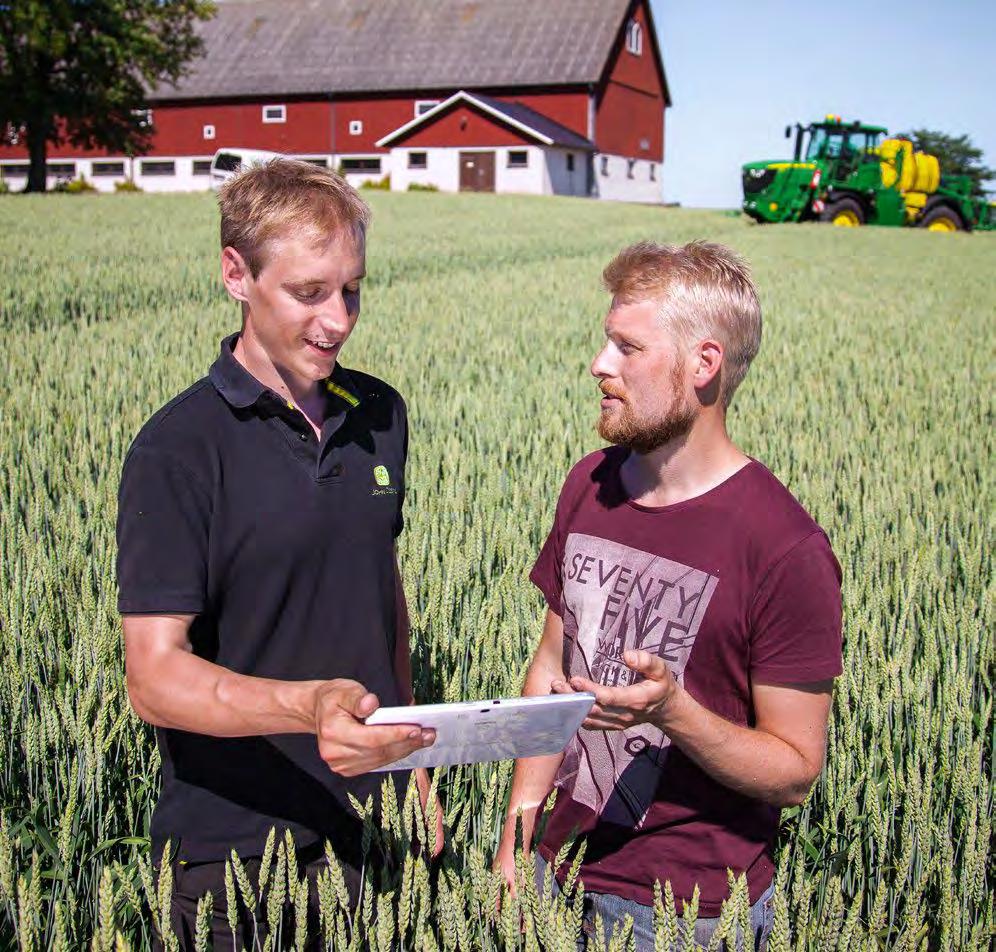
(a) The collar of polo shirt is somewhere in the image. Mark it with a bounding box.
[209,333,361,412]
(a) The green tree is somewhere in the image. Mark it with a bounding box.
[0,1,215,192]
[900,128,994,198]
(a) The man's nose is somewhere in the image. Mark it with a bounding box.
[590,343,612,379]
[319,292,355,332]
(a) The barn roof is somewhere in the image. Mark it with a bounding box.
[377,91,596,150]
[152,0,644,101]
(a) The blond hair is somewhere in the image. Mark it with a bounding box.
[218,158,370,277]
[602,240,762,407]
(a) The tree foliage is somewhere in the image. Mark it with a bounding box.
[0,0,215,192]
[900,128,994,198]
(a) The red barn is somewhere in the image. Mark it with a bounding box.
[0,0,671,202]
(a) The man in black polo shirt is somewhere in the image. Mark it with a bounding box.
[117,159,438,948]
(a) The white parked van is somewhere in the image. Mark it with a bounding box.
[209,148,283,189]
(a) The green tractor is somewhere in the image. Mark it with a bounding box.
[742,116,995,231]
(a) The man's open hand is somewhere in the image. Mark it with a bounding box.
[550,649,679,731]
[314,680,435,777]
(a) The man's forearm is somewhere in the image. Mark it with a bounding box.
[499,659,565,851]
[656,687,820,807]
[130,646,323,737]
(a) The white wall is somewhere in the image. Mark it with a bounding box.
[133,157,212,193]
[593,153,663,203]
[389,145,559,195]
[544,148,590,197]
[494,146,545,194]
[388,147,459,192]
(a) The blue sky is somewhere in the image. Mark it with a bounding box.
[648,0,996,208]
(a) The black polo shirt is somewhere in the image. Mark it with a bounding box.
[117,333,409,865]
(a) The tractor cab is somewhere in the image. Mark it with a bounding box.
[802,124,884,165]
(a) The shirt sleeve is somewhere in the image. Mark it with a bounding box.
[748,530,843,683]
[529,493,567,616]
[116,444,211,614]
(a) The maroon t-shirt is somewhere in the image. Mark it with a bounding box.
[530,448,842,915]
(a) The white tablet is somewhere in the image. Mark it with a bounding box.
[365,692,595,771]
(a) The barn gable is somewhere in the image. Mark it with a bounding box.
[378,93,594,151]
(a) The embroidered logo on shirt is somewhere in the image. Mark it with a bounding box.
[373,465,390,486]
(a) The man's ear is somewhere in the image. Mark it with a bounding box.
[221,246,251,303]
[691,338,723,404]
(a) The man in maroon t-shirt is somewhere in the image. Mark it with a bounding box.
[495,241,842,950]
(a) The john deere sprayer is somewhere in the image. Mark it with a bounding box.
[742,116,995,231]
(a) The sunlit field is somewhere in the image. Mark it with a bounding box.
[1,191,993,950]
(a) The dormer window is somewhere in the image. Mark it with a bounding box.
[626,19,643,55]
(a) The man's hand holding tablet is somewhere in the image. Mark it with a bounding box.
[365,692,595,771]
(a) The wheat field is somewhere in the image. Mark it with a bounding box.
[0,191,993,950]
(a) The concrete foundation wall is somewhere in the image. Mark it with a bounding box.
[592,152,663,203]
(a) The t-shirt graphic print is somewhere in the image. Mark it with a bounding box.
[559,532,718,827]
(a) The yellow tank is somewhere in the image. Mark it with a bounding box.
[910,153,940,193]
[880,138,940,194]
[880,139,915,191]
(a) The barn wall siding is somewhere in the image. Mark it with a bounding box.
[387,104,536,149]
[595,0,665,163]
[495,92,589,139]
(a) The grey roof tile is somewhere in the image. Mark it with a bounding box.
[153,0,633,100]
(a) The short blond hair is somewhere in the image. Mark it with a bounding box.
[218,158,370,277]
[603,240,762,407]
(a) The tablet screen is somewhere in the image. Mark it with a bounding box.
[365,692,595,771]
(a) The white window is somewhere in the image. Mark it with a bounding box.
[415,100,440,117]
[408,152,427,169]
[340,157,381,173]
[349,120,363,136]
[626,19,643,55]
[140,160,175,177]
[133,108,153,129]
[262,105,286,124]
[203,124,215,140]
[92,161,126,177]
[507,150,528,169]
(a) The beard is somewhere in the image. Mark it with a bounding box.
[596,362,696,454]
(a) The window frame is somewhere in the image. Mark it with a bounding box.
[407,151,428,170]
[626,19,643,55]
[92,161,126,177]
[339,157,382,174]
[415,100,441,117]
[140,160,176,177]
[507,150,529,169]
[348,119,363,136]
[192,159,212,176]
[203,124,216,140]
[262,104,287,124]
